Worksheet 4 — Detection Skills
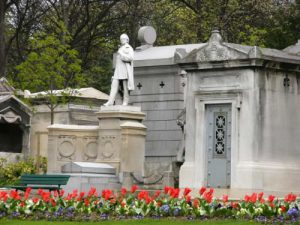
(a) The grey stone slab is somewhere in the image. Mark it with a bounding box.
[100,105,141,112]
[140,101,183,111]
[134,65,179,76]
[143,121,167,130]
[62,173,120,194]
[145,156,176,162]
[145,140,180,157]
[146,109,182,121]
[131,93,184,102]
[61,162,116,174]
[146,130,182,141]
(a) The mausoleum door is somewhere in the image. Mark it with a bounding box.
[205,104,231,188]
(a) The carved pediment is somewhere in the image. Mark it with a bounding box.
[0,107,22,123]
[177,30,249,63]
[197,30,248,61]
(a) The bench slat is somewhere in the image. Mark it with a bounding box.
[11,174,70,191]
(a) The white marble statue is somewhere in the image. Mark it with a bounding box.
[104,34,134,106]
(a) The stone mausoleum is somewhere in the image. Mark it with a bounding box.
[132,27,300,194]
[177,30,300,194]
[0,77,31,162]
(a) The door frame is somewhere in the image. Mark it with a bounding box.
[194,91,241,188]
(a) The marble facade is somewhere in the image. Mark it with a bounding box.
[132,27,300,193]
[176,30,300,193]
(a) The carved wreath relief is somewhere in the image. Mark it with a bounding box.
[83,136,98,160]
[57,135,76,160]
[100,135,116,159]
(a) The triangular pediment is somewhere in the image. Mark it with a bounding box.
[0,95,31,125]
[195,42,248,62]
[0,107,22,123]
[0,77,15,94]
[177,30,249,63]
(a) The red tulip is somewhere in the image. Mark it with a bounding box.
[199,187,206,195]
[121,187,127,196]
[164,186,170,194]
[258,192,264,201]
[185,195,191,202]
[155,190,161,197]
[284,193,297,203]
[193,199,199,208]
[131,185,138,193]
[59,189,65,197]
[183,187,192,196]
[88,187,97,197]
[268,195,275,203]
[223,195,228,203]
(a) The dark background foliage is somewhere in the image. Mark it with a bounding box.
[0,0,299,93]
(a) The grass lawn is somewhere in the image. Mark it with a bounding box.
[0,219,261,225]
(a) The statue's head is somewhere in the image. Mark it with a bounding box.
[120,34,129,45]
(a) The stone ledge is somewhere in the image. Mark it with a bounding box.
[100,105,141,112]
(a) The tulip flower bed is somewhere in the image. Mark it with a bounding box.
[0,186,299,224]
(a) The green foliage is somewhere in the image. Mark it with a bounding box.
[0,157,47,186]
[15,21,85,123]
[15,22,85,93]
[2,0,300,94]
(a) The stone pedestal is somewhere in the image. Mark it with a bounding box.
[96,106,147,183]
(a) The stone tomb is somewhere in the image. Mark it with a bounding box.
[176,30,300,194]
[61,162,120,193]
[47,105,146,192]
[0,77,31,162]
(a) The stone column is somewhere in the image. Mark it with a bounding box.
[96,106,146,186]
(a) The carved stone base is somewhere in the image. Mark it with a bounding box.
[96,105,146,176]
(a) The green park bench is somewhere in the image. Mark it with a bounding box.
[9,174,70,192]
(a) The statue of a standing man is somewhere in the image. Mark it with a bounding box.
[104,34,134,106]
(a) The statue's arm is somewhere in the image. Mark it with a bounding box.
[118,47,134,62]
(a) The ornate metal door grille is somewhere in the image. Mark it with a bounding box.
[206,104,231,188]
[213,113,227,158]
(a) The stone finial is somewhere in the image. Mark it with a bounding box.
[136,26,157,50]
[138,26,157,45]
[208,29,223,44]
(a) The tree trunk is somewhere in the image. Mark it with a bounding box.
[50,106,54,124]
[0,0,6,77]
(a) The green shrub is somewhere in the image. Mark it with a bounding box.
[0,157,47,186]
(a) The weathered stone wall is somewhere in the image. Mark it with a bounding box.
[30,104,100,159]
[47,125,99,173]
[130,65,184,186]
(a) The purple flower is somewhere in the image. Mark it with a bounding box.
[288,207,299,218]
[173,207,181,216]
[160,204,170,215]
[12,211,20,218]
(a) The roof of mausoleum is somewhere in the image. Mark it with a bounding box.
[134,43,205,67]
[177,30,300,66]
[0,94,32,122]
[283,40,300,55]
[0,77,15,95]
[24,87,109,101]
[134,30,300,68]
